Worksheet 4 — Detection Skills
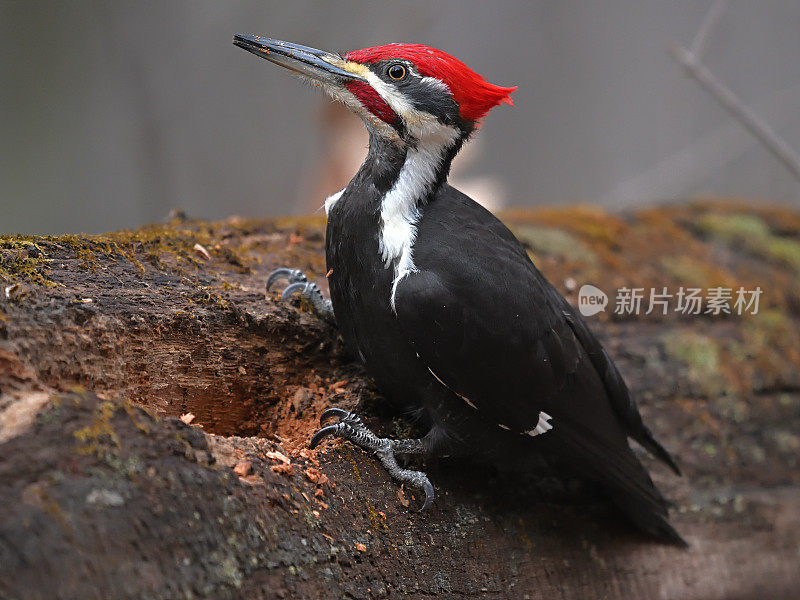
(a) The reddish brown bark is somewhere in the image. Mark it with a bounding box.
[1,202,799,599]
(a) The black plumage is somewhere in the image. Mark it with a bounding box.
[326,134,683,544]
[234,34,683,544]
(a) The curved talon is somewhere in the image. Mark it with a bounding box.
[281,281,310,302]
[308,405,432,511]
[419,479,435,511]
[266,267,306,292]
[265,267,335,323]
[309,424,341,449]
[320,407,351,423]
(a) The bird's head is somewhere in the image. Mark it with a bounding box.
[233,35,516,146]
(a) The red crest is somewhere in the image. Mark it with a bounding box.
[345,43,516,123]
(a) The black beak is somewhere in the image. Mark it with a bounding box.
[233,35,362,84]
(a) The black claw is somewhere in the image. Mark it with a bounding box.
[265,267,334,323]
[266,268,289,291]
[419,480,435,511]
[266,267,305,292]
[281,281,309,302]
[308,406,432,512]
[309,424,341,449]
[320,407,351,423]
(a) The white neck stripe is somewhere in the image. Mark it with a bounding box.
[381,124,460,312]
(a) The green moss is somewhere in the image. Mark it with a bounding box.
[698,213,800,273]
[739,309,797,362]
[662,331,729,397]
[664,331,720,373]
[209,552,243,589]
[763,237,800,272]
[504,205,627,247]
[273,215,328,231]
[73,401,120,458]
[123,402,152,435]
[72,400,155,478]
[733,309,800,391]
[93,224,213,272]
[193,287,231,310]
[0,217,263,290]
[0,238,57,286]
[512,225,598,265]
[745,309,791,344]
[659,254,735,289]
[55,235,104,271]
[302,508,321,531]
[699,213,770,240]
[219,280,240,291]
[660,255,708,288]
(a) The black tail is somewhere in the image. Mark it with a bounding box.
[634,423,682,477]
[609,487,687,546]
[548,418,688,546]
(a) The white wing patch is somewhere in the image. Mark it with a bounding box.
[324,188,345,216]
[427,364,554,436]
[524,412,554,437]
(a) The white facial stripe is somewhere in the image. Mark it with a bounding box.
[321,60,460,312]
[359,70,452,138]
[285,55,401,140]
[291,56,455,141]
[298,59,404,141]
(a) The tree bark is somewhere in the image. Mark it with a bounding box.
[1,201,799,599]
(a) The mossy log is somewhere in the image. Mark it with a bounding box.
[1,201,799,599]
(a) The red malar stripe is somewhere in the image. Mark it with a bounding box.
[345,80,400,126]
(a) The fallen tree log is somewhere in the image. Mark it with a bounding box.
[1,200,799,599]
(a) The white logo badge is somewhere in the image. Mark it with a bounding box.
[578,284,608,316]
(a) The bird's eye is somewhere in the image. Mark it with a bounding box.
[387,64,407,80]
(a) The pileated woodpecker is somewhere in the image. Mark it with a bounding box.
[234,35,684,544]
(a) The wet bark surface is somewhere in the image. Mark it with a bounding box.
[1,202,799,599]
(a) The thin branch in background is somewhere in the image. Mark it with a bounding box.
[689,0,731,59]
[671,0,800,185]
[601,83,800,208]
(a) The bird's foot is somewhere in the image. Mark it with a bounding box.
[266,267,334,323]
[309,408,434,510]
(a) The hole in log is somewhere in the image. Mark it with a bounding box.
[0,221,368,457]
[25,302,363,454]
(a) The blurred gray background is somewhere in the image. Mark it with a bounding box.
[2,1,799,234]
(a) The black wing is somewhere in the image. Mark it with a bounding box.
[395,185,683,542]
[561,307,680,474]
